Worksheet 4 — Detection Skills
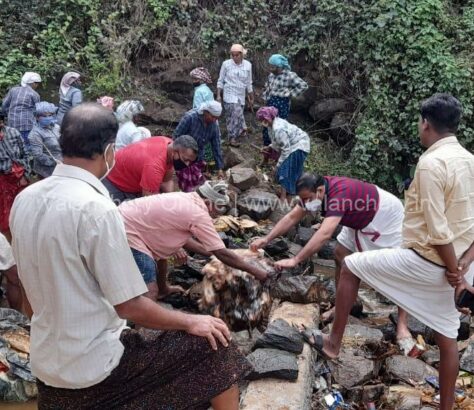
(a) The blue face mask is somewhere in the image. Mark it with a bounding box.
[38,116,56,128]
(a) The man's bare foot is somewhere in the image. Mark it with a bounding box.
[157,285,185,300]
[321,306,335,323]
[301,327,339,359]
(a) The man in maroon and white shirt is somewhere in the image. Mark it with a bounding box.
[251,173,412,343]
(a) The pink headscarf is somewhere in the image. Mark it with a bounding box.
[190,67,212,84]
[256,106,279,122]
[97,96,115,110]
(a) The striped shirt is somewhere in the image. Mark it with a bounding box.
[0,126,29,173]
[217,59,253,104]
[173,109,224,169]
[28,124,62,177]
[263,70,308,100]
[322,176,379,229]
[2,86,40,131]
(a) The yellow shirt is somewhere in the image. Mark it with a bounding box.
[402,136,474,266]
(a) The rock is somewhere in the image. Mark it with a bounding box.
[287,242,303,257]
[460,340,474,373]
[341,324,384,348]
[271,275,329,304]
[255,319,304,354]
[318,240,337,260]
[232,328,261,355]
[309,98,352,123]
[459,314,471,341]
[237,190,279,221]
[295,226,314,246]
[329,112,354,146]
[291,86,319,113]
[389,313,436,344]
[224,147,245,169]
[151,100,188,126]
[421,348,440,367]
[168,259,205,289]
[328,348,377,388]
[269,206,290,224]
[345,383,387,403]
[264,238,289,257]
[246,348,299,381]
[232,158,257,170]
[312,258,336,277]
[385,355,438,384]
[387,385,422,410]
[230,168,259,191]
[158,67,193,94]
[218,232,229,247]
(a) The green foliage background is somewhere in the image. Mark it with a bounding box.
[1,0,473,190]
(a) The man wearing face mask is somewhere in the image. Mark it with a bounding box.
[10,103,251,410]
[29,102,63,178]
[118,181,269,300]
[103,134,198,204]
[251,172,408,328]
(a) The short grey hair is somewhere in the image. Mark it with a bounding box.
[174,135,198,153]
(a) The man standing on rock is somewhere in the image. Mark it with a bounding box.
[119,180,269,300]
[217,44,254,147]
[10,104,252,410]
[250,172,413,341]
[309,94,474,410]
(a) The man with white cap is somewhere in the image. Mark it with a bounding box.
[2,72,41,149]
[119,180,269,300]
[174,100,225,188]
[217,44,254,147]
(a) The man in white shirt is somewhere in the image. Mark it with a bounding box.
[10,104,251,410]
[217,43,254,147]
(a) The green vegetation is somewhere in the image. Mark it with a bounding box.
[1,0,473,190]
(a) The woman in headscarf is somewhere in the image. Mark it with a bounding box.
[28,102,62,178]
[56,71,82,125]
[217,44,254,147]
[256,106,310,202]
[261,54,308,161]
[115,100,150,150]
[0,111,30,237]
[190,67,214,110]
[1,72,42,149]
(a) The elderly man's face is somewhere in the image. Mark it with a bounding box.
[203,111,219,124]
[175,147,197,166]
[231,52,243,64]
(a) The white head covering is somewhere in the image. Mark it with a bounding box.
[230,44,248,58]
[21,72,42,87]
[60,72,81,96]
[198,101,222,117]
[197,181,230,206]
[115,100,145,124]
[137,126,151,139]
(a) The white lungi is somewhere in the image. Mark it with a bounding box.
[337,187,404,252]
[345,247,474,339]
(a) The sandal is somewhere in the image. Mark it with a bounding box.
[396,336,416,356]
[300,325,333,360]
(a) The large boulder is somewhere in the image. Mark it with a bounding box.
[295,226,314,246]
[385,355,438,384]
[341,324,384,348]
[387,386,422,410]
[263,238,289,257]
[328,348,377,388]
[460,340,474,373]
[230,168,259,191]
[255,319,304,354]
[246,348,299,381]
[232,328,261,355]
[309,98,352,123]
[223,147,245,169]
[291,85,319,113]
[237,190,279,221]
[271,275,331,304]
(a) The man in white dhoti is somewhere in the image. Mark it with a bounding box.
[309,94,474,410]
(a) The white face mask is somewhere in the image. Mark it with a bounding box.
[305,198,322,212]
[100,143,115,181]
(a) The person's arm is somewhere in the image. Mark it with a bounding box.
[216,62,226,102]
[115,296,231,350]
[2,90,12,114]
[173,113,191,139]
[71,89,82,107]
[445,240,474,287]
[274,216,341,270]
[160,169,175,193]
[210,126,224,170]
[275,129,292,168]
[290,72,309,97]
[250,205,306,251]
[212,248,268,281]
[184,237,212,256]
[247,63,254,106]
[29,130,57,166]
